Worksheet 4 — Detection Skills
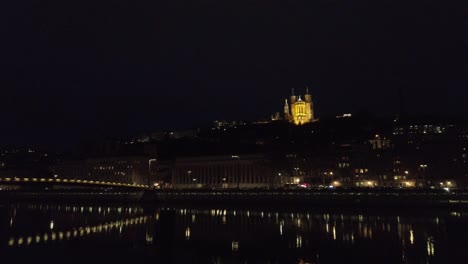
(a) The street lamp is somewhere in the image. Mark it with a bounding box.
[232,155,240,189]
[293,167,300,186]
[187,170,194,187]
[418,164,428,188]
[323,171,334,186]
[148,159,157,187]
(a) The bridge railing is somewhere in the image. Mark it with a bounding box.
[0,177,151,189]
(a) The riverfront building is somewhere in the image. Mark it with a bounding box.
[51,156,157,186]
[171,155,276,189]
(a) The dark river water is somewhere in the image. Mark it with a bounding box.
[1,202,467,263]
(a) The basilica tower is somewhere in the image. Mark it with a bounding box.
[283,88,316,125]
[284,99,290,121]
[304,87,314,121]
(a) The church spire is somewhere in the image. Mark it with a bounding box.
[291,88,295,96]
[284,99,290,121]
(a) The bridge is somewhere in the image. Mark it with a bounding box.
[0,176,152,203]
[7,213,157,247]
[0,176,151,190]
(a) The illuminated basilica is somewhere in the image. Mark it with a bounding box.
[283,88,316,125]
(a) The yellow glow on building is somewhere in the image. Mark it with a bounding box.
[332,181,341,187]
[232,241,239,252]
[185,227,191,240]
[284,88,316,125]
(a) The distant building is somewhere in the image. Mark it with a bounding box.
[0,147,53,180]
[336,113,352,119]
[284,88,316,125]
[270,112,281,121]
[212,120,247,130]
[141,129,198,141]
[172,155,276,189]
[369,134,392,150]
[391,119,468,188]
[51,156,157,186]
[87,156,155,185]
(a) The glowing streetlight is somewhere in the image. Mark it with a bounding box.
[232,155,240,189]
[187,170,194,186]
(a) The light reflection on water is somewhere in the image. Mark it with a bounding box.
[1,203,467,263]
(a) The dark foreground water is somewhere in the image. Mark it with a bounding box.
[1,202,467,263]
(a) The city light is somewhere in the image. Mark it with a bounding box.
[232,241,239,252]
[185,227,191,240]
[0,3,465,263]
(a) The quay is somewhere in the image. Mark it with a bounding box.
[151,189,468,208]
[1,188,468,208]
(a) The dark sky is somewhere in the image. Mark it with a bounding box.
[0,0,465,149]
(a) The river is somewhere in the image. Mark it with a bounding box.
[1,202,467,263]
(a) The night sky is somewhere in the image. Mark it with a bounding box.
[0,0,465,149]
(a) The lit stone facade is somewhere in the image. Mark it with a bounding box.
[172,155,275,189]
[284,88,315,125]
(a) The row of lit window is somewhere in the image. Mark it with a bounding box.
[354,175,407,180]
[93,165,133,170]
[338,163,350,168]
[355,168,368,174]
[411,130,444,134]
[394,125,446,129]
[94,166,115,170]
[409,125,446,129]
[175,174,264,185]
